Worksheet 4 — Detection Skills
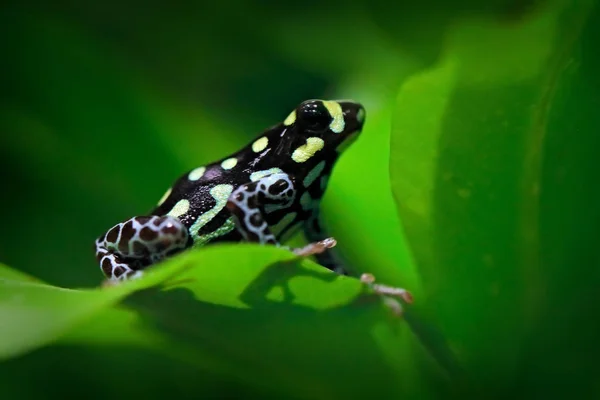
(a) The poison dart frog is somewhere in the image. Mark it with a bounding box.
[94,99,412,307]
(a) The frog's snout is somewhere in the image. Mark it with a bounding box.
[338,100,366,134]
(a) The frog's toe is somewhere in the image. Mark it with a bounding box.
[360,273,414,304]
[292,237,337,257]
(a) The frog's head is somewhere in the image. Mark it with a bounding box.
[285,99,365,147]
[280,99,365,161]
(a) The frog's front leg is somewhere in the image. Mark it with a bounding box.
[95,215,189,281]
[304,213,348,275]
[305,209,413,312]
[226,172,336,256]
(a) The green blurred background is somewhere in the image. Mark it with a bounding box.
[0,0,426,289]
[1,0,599,399]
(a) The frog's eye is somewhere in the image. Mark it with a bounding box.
[296,100,332,132]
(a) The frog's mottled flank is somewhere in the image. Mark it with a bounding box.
[94,99,412,309]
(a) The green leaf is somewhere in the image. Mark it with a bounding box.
[390,0,598,395]
[0,275,128,360]
[0,245,436,399]
[0,263,43,283]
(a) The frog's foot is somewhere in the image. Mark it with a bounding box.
[360,273,413,316]
[360,273,413,303]
[292,237,337,257]
[302,216,348,274]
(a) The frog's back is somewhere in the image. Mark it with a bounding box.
[149,132,289,246]
[150,166,236,243]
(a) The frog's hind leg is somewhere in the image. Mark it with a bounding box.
[225,172,336,256]
[95,215,189,281]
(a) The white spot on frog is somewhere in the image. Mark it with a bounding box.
[193,217,236,247]
[292,137,324,163]
[284,110,296,126]
[167,199,190,218]
[157,187,172,206]
[252,136,269,153]
[189,184,234,241]
[188,166,206,181]
[250,168,283,182]
[322,100,344,133]
[221,158,237,170]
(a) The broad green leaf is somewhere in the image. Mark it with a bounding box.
[0,276,133,360]
[0,263,43,283]
[390,0,597,394]
[0,245,436,399]
[512,4,600,397]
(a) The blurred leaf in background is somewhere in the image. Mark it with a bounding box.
[390,1,600,397]
[1,0,599,399]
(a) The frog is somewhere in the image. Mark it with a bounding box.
[94,99,413,308]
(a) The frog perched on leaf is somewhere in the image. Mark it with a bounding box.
[94,99,412,308]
